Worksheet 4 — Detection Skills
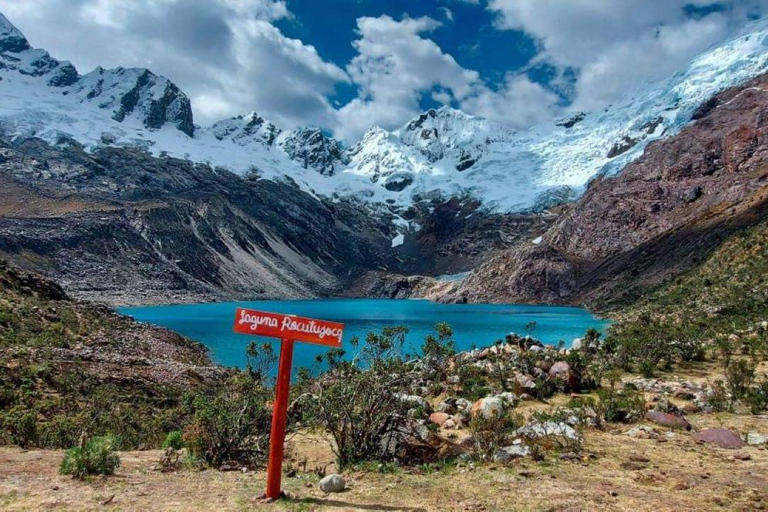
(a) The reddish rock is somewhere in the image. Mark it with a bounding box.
[548,361,578,389]
[644,411,692,430]
[693,428,746,449]
[429,412,450,426]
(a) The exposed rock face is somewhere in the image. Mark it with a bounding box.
[76,67,195,136]
[279,128,348,176]
[0,13,30,53]
[0,138,398,305]
[443,73,768,306]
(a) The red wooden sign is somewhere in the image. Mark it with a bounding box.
[233,308,344,347]
[233,308,344,501]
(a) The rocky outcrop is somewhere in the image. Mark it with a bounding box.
[279,128,348,176]
[443,73,768,307]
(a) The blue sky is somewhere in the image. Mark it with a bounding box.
[0,1,766,141]
[274,0,540,108]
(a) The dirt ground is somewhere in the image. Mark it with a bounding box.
[1,408,767,512]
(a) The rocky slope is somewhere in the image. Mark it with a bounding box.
[0,137,406,305]
[0,258,229,447]
[443,73,768,307]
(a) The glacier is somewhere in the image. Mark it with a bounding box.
[2,12,768,213]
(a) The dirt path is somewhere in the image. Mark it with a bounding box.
[1,414,767,512]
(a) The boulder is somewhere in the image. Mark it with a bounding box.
[693,428,746,449]
[470,396,504,419]
[429,412,450,426]
[396,394,432,414]
[548,361,577,389]
[644,411,691,430]
[517,421,581,443]
[455,398,472,415]
[319,474,346,493]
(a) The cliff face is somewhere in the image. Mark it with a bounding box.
[0,139,399,305]
[443,73,768,308]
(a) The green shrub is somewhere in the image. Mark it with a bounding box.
[182,376,272,468]
[0,407,37,447]
[724,359,757,400]
[162,430,184,450]
[707,380,731,413]
[59,435,121,479]
[457,364,490,401]
[744,378,768,415]
[469,408,523,461]
[421,322,456,382]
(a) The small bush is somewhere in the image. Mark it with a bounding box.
[706,380,731,412]
[724,359,757,400]
[162,430,184,450]
[744,378,768,415]
[469,409,523,461]
[595,372,645,423]
[182,376,272,468]
[457,365,490,401]
[59,435,120,479]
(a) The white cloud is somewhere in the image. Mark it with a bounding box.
[333,14,558,140]
[463,75,560,128]
[2,0,767,143]
[487,0,768,111]
[334,15,480,140]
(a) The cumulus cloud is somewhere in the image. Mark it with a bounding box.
[487,0,768,111]
[334,15,480,139]
[333,15,559,140]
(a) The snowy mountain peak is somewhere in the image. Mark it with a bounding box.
[0,12,30,53]
[279,127,347,176]
[209,112,280,146]
[2,10,768,213]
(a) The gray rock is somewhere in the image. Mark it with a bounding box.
[319,474,346,493]
[493,443,531,463]
[517,421,581,443]
[746,432,768,446]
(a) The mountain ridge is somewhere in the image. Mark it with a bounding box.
[3,11,768,216]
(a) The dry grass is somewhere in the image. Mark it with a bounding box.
[0,409,766,512]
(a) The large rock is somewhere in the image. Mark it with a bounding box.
[319,474,346,493]
[644,411,691,430]
[429,412,450,426]
[693,428,746,449]
[471,396,504,419]
[746,432,768,446]
[470,393,518,419]
[517,421,581,443]
[548,361,576,389]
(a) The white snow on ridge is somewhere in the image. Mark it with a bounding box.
[1,13,768,213]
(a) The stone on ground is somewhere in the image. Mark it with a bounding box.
[319,474,346,493]
[692,428,746,449]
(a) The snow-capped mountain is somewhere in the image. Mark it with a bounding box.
[2,11,768,213]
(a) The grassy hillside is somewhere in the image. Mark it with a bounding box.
[628,217,768,331]
[0,259,228,449]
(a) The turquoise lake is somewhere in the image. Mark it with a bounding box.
[119,299,608,373]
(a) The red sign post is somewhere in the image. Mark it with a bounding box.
[233,308,344,501]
